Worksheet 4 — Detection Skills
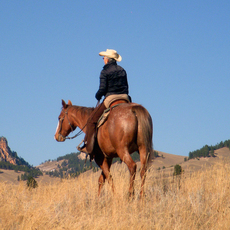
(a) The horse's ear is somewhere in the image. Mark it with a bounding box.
[68,100,72,106]
[62,99,67,109]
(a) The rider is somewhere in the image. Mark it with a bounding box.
[79,49,130,155]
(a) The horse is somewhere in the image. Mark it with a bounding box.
[54,99,153,197]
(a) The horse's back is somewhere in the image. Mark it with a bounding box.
[108,103,138,132]
[97,103,145,153]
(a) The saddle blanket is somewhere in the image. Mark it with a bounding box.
[97,107,111,128]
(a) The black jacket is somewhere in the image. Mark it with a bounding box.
[95,61,129,101]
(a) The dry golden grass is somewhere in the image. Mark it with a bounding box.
[1,161,230,230]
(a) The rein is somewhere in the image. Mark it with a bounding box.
[65,126,86,140]
[58,106,87,140]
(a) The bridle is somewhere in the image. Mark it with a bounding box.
[58,106,86,141]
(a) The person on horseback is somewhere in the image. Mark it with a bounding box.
[79,49,130,155]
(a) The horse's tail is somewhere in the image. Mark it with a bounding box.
[132,105,153,163]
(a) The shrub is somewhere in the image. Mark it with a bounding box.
[27,176,38,189]
[154,151,159,157]
[174,164,182,176]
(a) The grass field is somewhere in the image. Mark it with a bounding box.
[1,159,230,230]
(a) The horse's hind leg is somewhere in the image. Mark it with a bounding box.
[139,146,148,197]
[95,154,114,196]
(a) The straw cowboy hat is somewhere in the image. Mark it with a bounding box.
[99,49,122,62]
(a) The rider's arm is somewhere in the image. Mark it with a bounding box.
[95,70,107,100]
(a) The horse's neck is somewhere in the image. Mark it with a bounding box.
[71,106,93,131]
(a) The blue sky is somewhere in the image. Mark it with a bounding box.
[1,1,229,166]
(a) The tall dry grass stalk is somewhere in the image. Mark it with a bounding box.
[0,161,230,230]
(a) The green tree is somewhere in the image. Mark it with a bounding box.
[174,164,182,176]
[27,176,38,189]
[154,151,159,157]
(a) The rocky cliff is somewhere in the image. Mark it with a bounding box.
[0,137,16,165]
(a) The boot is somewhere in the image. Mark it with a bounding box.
[77,133,95,155]
[85,133,96,154]
[77,140,88,154]
[78,102,105,155]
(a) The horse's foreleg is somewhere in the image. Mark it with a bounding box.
[95,154,114,196]
[121,152,137,197]
[98,172,106,196]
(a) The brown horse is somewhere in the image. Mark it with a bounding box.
[54,100,153,197]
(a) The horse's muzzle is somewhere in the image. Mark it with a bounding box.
[54,134,66,142]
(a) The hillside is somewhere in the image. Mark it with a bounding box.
[0,137,18,165]
[182,147,230,172]
[0,169,60,185]
[0,169,24,184]
[1,135,230,185]
[1,147,229,184]
[0,137,43,181]
[149,151,185,168]
[1,150,182,184]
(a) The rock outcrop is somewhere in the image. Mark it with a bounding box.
[0,137,16,165]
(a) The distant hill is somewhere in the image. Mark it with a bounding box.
[36,150,160,178]
[151,147,230,173]
[1,137,230,184]
[188,139,230,159]
[181,147,230,173]
[0,136,21,165]
[149,151,185,169]
[37,152,99,178]
[2,147,230,185]
[0,136,43,181]
[36,139,230,181]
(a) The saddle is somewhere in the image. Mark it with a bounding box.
[97,99,128,128]
[77,99,129,155]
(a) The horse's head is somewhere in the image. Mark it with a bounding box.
[54,100,76,142]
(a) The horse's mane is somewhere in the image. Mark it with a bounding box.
[71,105,94,117]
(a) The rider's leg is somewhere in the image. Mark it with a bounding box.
[81,102,106,154]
